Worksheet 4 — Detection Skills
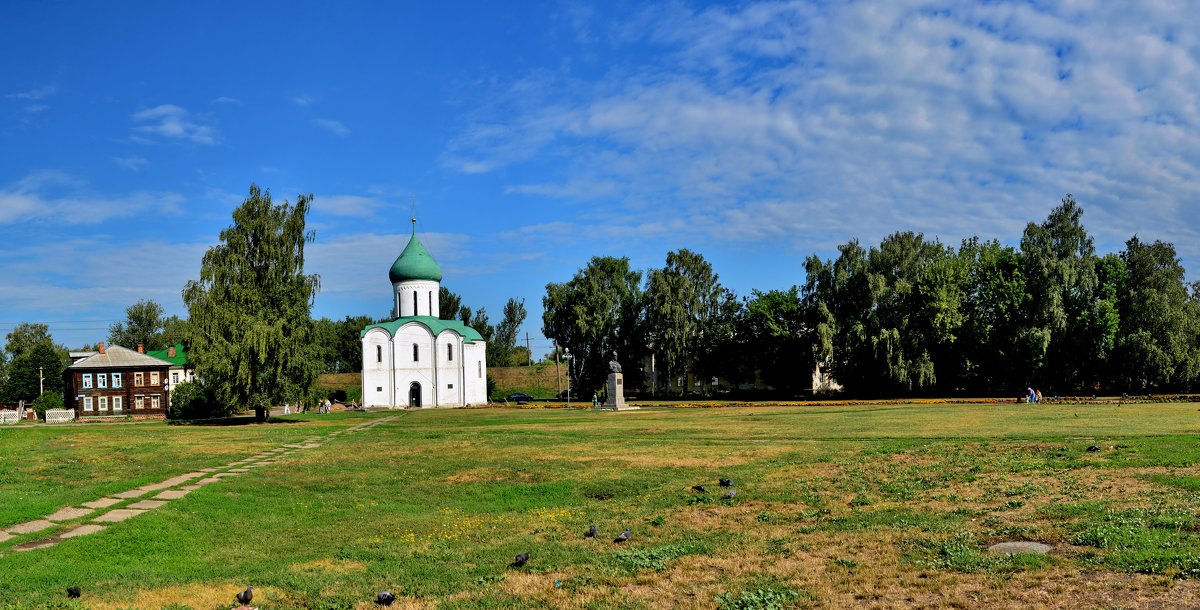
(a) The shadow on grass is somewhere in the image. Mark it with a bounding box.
[168,415,302,426]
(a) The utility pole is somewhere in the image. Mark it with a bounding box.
[525,332,532,367]
[39,367,44,396]
[554,339,561,396]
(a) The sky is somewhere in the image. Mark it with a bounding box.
[2,0,1199,354]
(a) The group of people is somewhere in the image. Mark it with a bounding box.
[1026,387,1043,403]
[281,399,334,415]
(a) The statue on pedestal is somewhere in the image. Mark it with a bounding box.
[608,351,622,374]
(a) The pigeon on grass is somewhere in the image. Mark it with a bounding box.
[614,528,632,543]
[585,524,598,538]
[692,485,707,493]
[723,488,737,500]
[511,551,530,568]
[376,591,397,606]
[235,585,254,606]
[719,478,733,487]
[66,586,81,599]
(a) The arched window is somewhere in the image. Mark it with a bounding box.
[478,360,482,378]
[413,343,419,362]
[412,291,418,316]
[447,343,454,361]
[376,345,382,363]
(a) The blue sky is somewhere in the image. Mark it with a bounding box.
[3,1,1199,353]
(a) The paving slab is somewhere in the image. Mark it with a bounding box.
[987,541,1053,554]
[93,509,146,523]
[46,507,95,522]
[127,500,167,510]
[154,489,191,500]
[245,462,267,468]
[113,489,149,499]
[199,467,219,472]
[214,472,245,478]
[14,540,58,552]
[7,520,55,535]
[82,497,122,509]
[229,468,249,473]
[179,484,201,491]
[59,524,106,539]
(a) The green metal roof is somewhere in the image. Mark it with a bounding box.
[145,343,188,366]
[389,230,443,283]
[361,316,484,343]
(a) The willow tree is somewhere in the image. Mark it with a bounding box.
[183,185,321,421]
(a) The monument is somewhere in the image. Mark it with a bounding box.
[602,351,638,410]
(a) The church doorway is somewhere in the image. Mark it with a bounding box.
[409,382,421,408]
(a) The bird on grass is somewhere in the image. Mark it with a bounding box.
[719,478,733,487]
[1086,445,1101,452]
[66,586,81,599]
[235,585,254,606]
[691,484,707,493]
[510,551,530,568]
[585,524,598,538]
[376,591,397,606]
[723,488,737,499]
[614,528,632,543]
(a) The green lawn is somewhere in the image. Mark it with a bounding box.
[1,403,1200,609]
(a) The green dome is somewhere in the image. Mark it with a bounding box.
[389,231,443,283]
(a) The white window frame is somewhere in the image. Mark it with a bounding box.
[112,396,122,412]
[151,394,160,409]
[135,395,144,409]
[134,372,144,387]
[99,396,108,410]
[82,374,93,389]
[112,372,122,388]
[83,396,93,411]
[172,372,179,384]
[150,371,160,385]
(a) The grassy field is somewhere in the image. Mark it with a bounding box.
[2,402,1200,609]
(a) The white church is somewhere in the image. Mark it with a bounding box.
[360,222,488,408]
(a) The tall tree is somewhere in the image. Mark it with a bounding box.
[438,287,463,321]
[743,288,810,395]
[493,298,527,367]
[161,315,190,347]
[543,256,644,395]
[644,249,725,394]
[1116,237,1196,390]
[956,238,1028,393]
[108,299,167,350]
[5,322,53,360]
[182,185,321,421]
[0,342,66,402]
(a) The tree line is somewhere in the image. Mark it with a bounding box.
[545,196,1200,398]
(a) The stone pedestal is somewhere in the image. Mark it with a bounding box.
[602,373,638,410]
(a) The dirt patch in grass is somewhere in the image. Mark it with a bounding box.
[86,582,272,610]
[291,557,368,573]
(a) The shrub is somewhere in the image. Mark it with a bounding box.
[168,381,230,419]
[31,391,64,420]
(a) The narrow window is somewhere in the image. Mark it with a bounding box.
[150,371,160,385]
[98,373,107,389]
[413,343,419,362]
[151,395,160,409]
[134,372,144,387]
[83,396,93,411]
[428,291,433,315]
[99,396,108,410]
[447,343,454,361]
[112,396,122,412]
[172,372,179,384]
[478,361,482,378]
[136,395,144,409]
[376,345,383,363]
[412,291,418,315]
[112,373,122,388]
[82,374,93,389]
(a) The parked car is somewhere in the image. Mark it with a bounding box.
[507,393,534,405]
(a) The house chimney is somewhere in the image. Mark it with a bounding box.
[168,345,176,358]
[98,342,106,355]
[138,344,144,354]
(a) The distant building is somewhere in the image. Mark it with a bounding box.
[360,221,488,408]
[63,342,171,418]
[146,343,196,403]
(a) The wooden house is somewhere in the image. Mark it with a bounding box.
[62,342,172,418]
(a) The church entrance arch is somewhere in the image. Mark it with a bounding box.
[409,382,422,408]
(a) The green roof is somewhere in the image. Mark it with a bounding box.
[145,343,187,366]
[361,316,484,343]
[389,230,443,283]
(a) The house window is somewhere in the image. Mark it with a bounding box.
[135,395,144,409]
[112,373,122,388]
[134,372,144,387]
[376,345,382,363]
[112,396,122,412]
[99,396,108,410]
[151,395,160,409]
[83,396,93,411]
[97,374,107,388]
[172,372,179,384]
[82,374,93,389]
[447,343,453,361]
[150,371,160,385]
[413,344,419,362]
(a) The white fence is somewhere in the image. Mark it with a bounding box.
[45,409,76,423]
[0,410,19,424]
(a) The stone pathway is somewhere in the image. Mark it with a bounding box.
[0,416,396,554]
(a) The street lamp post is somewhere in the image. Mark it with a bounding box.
[564,348,573,408]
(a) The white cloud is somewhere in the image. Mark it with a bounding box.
[312,118,350,136]
[130,104,218,145]
[7,85,57,100]
[291,94,316,107]
[313,194,385,217]
[0,171,182,225]
[113,156,149,171]
[211,96,242,105]
[445,0,1200,272]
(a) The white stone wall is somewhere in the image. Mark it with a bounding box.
[463,342,488,405]
[361,322,488,408]
[393,280,440,318]
[362,328,395,407]
[393,324,436,406]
